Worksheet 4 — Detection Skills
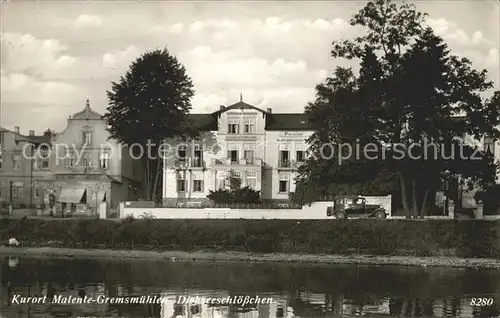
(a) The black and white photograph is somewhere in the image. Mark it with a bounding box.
[0,0,499,317]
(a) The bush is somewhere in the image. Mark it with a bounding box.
[1,219,500,258]
[207,187,261,204]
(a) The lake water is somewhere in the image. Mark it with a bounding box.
[0,256,499,317]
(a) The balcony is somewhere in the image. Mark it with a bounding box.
[277,160,305,170]
[174,159,189,169]
[58,165,104,174]
[212,158,263,166]
[173,158,206,169]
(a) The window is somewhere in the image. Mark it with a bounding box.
[244,117,256,133]
[484,136,495,154]
[279,150,290,167]
[35,187,41,198]
[13,184,23,197]
[82,131,93,146]
[66,153,76,167]
[177,144,187,161]
[228,124,239,134]
[99,152,110,169]
[244,150,254,164]
[193,180,203,192]
[190,305,201,315]
[243,144,255,164]
[279,174,289,193]
[82,154,92,167]
[177,179,186,192]
[39,148,49,169]
[0,181,4,197]
[12,153,21,170]
[246,171,257,189]
[228,150,239,163]
[0,152,3,170]
[193,145,203,167]
[228,117,239,134]
[296,150,305,162]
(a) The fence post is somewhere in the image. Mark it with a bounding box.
[448,200,455,219]
[475,201,484,220]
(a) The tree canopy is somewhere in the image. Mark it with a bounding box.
[104,48,196,201]
[295,0,500,217]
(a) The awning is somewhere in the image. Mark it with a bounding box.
[57,188,86,204]
[97,190,106,202]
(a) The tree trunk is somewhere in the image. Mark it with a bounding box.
[398,173,411,218]
[412,170,418,218]
[145,158,151,200]
[152,157,161,204]
[420,188,429,217]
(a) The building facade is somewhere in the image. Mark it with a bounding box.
[0,126,52,210]
[49,99,143,215]
[162,100,314,206]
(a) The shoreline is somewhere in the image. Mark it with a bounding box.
[0,247,500,269]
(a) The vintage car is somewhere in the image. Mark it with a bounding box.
[326,196,388,219]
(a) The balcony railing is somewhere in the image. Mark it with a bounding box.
[213,158,263,166]
[59,165,103,174]
[174,159,189,169]
[174,158,206,169]
[277,160,305,169]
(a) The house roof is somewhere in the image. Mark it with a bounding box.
[265,113,314,131]
[188,100,314,132]
[0,127,51,145]
[213,101,270,115]
[72,99,103,120]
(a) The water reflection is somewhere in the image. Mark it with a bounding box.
[0,257,499,317]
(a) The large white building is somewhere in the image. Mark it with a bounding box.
[162,100,314,206]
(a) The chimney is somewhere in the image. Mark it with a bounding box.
[14,126,20,134]
[29,130,35,136]
[267,108,272,113]
[220,105,225,110]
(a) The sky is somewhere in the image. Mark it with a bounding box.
[0,0,499,134]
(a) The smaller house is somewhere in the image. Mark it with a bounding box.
[50,99,143,215]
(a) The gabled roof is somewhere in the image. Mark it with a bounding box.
[214,101,270,115]
[186,101,314,132]
[72,99,103,120]
[265,113,314,131]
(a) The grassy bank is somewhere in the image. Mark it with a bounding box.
[2,247,500,269]
[1,218,500,259]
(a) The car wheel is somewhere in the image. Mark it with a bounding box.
[375,210,387,219]
[335,211,347,219]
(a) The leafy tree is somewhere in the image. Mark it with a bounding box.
[226,170,242,191]
[207,170,261,204]
[104,48,196,201]
[296,0,500,217]
[43,129,55,138]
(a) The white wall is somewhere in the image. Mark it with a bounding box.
[121,196,392,219]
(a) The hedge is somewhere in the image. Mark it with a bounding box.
[1,218,500,258]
